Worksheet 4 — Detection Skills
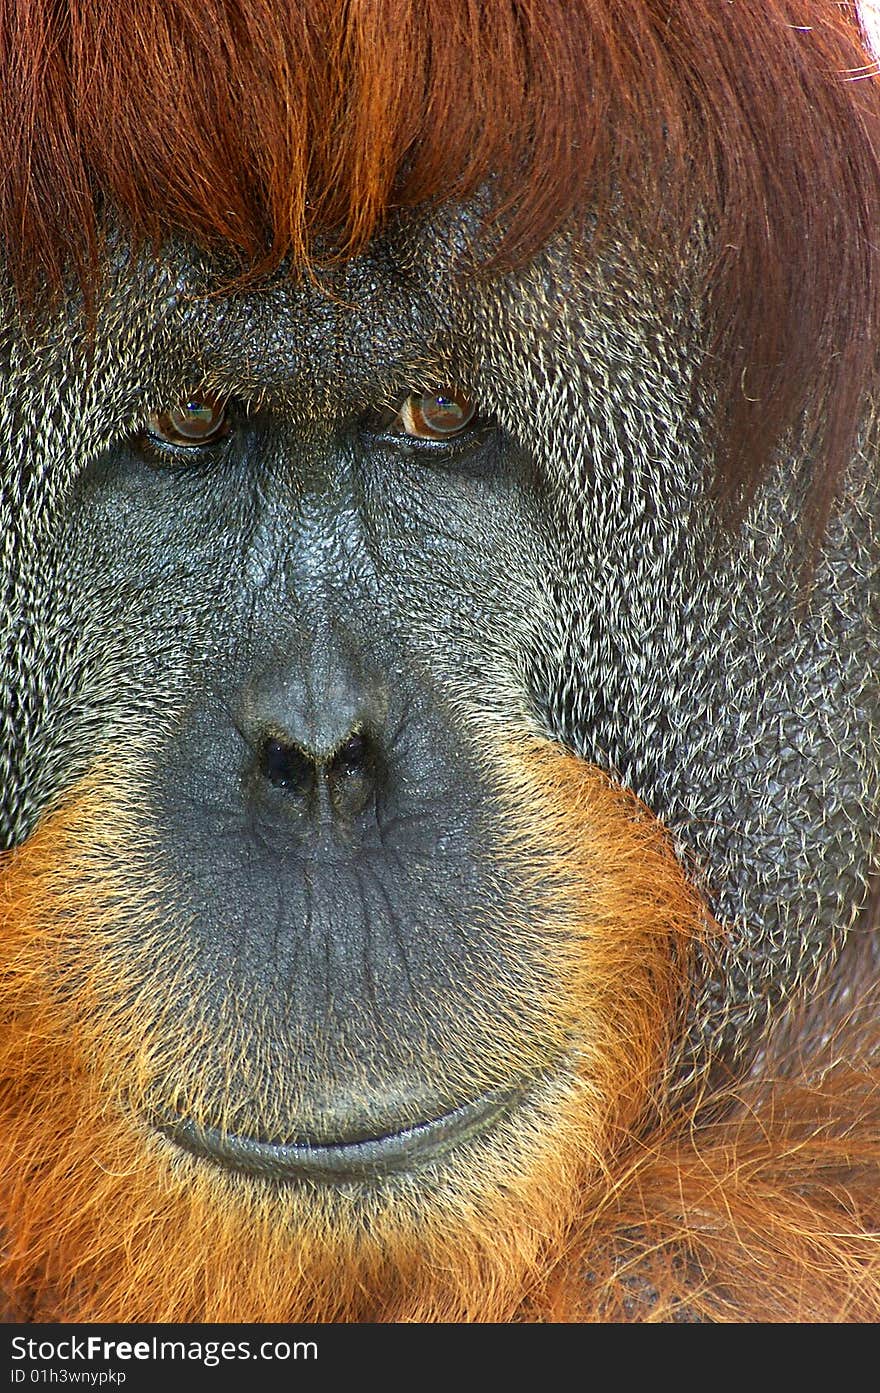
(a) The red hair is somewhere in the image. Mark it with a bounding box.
[1,2,879,519]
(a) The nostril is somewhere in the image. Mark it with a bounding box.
[327,730,381,818]
[259,737,315,792]
[329,731,369,776]
[255,729,381,820]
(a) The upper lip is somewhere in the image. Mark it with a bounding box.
[154,1086,519,1182]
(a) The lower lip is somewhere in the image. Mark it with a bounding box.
[154,1088,519,1182]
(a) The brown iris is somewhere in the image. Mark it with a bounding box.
[146,395,230,447]
[393,390,477,440]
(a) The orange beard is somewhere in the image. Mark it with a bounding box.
[7,740,878,1323]
[0,739,705,1321]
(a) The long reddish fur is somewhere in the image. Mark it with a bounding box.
[1,2,880,519]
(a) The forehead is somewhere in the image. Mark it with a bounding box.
[93,209,489,413]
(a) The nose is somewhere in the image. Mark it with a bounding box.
[240,629,389,822]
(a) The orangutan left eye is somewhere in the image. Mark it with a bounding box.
[389,390,478,440]
[145,395,231,448]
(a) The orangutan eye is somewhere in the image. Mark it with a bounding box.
[390,389,478,440]
[145,395,230,448]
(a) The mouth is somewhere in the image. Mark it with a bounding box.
[154,1087,520,1182]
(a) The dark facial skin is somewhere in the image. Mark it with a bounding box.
[2,214,878,1176]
